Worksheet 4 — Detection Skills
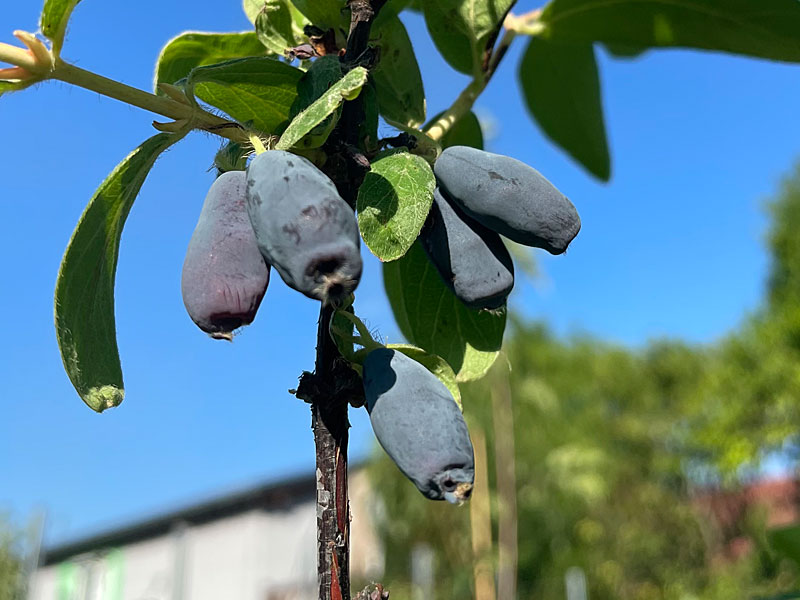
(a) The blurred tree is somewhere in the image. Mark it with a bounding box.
[686,164,800,474]
[767,164,800,315]
[369,325,798,598]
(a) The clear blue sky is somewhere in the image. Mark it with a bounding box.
[1,1,799,545]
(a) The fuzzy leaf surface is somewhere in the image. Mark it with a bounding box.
[154,32,265,93]
[424,0,514,74]
[372,15,426,127]
[254,0,307,54]
[40,0,81,52]
[275,66,368,150]
[188,57,303,134]
[357,151,435,262]
[291,0,347,30]
[292,55,344,111]
[359,80,380,149]
[0,80,33,99]
[282,56,343,147]
[55,133,182,412]
[541,0,800,62]
[519,37,610,180]
[383,242,506,381]
[244,0,263,23]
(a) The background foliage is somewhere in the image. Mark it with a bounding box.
[0,519,22,600]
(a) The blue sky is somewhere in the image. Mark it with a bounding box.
[1,1,799,545]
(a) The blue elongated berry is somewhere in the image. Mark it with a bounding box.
[181,171,270,340]
[363,348,474,504]
[434,145,580,254]
[420,187,514,309]
[246,151,362,303]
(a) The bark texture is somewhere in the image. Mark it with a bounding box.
[299,3,387,598]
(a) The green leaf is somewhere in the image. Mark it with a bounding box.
[275,66,368,150]
[426,110,484,150]
[519,37,610,181]
[0,80,34,99]
[55,133,184,412]
[188,57,303,134]
[286,55,344,148]
[357,150,435,262]
[329,307,361,373]
[383,241,506,381]
[214,142,249,174]
[372,15,426,127]
[154,32,265,94]
[540,0,800,63]
[291,0,347,30]
[360,79,380,150]
[246,0,307,30]
[423,0,514,75]
[376,0,416,22]
[603,42,648,59]
[254,0,308,54]
[377,0,424,19]
[384,118,442,164]
[387,344,463,409]
[291,55,344,114]
[244,0,264,23]
[40,0,81,53]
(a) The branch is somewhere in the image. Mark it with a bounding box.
[320,0,386,206]
[303,3,387,599]
[344,0,388,61]
[424,9,543,142]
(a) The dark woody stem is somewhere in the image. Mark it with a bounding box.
[305,2,386,599]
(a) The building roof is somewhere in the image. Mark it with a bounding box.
[42,470,322,566]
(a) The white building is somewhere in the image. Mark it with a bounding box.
[28,469,384,600]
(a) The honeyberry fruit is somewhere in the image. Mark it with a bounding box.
[420,187,514,310]
[363,348,475,504]
[246,150,362,304]
[181,171,270,340]
[434,145,580,254]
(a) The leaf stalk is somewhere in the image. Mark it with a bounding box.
[51,61,249,143]
[424,18,521,142]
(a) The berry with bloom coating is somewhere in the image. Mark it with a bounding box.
[420,187,514,309]
[181,171,270,340]
[246,150,362,304]
[434,145,580,254]
[363,348,474,503]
